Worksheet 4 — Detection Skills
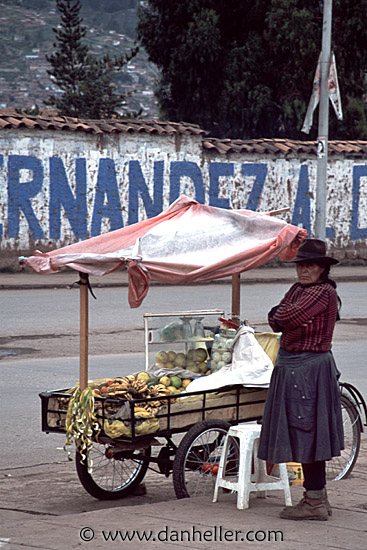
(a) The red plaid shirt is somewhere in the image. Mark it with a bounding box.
[268,282,338,353]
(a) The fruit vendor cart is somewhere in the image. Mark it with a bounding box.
[26,196,366,500]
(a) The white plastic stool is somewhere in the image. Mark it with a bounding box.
[212,423,292,510]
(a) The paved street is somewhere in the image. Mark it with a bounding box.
[1,267,367,549]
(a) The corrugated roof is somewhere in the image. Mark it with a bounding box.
[1,109,367,157]
[0,109,205,137]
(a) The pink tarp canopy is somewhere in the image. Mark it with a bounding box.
[25,196,307,308]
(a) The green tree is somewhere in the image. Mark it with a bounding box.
[137,0,367,139]
[45,0,138,118]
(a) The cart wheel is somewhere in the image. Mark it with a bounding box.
[172,419,238,499]
[326,395,361,481]
[76,441,151,500]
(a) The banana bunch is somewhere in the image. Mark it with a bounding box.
[139,399,162,416]
[149,383,173,397]
[92,376,177,418]
[133,406,156,418]
[148,383,175,405]
[93,375,148,399]
[130,379,149,396]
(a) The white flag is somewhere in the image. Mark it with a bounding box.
[328,52,343,121]
[301,52,343,134]
[301,55,321,134]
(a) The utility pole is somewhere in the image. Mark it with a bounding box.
[314,0,332,240]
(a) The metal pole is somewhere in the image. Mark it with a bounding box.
[231,273,241,325]
[314,0,332,240]
[79,272,89,391]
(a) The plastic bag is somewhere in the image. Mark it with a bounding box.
[254,332,280,365]
[182,326,274,394]
[104,402,160,437]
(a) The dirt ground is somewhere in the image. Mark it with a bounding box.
[0,326,145,360]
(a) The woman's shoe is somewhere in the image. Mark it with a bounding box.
[324,488,332,516]
[280,491,329,521]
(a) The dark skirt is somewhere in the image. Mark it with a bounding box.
[257,349,344,464]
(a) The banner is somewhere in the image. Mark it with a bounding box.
[301,56,321,134]
[328,52,343,121]
[301,52,343,134]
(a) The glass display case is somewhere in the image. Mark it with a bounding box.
[143,310,224,371]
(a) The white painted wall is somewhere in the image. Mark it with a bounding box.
[1,128,366,260]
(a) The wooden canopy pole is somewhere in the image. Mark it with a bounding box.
[231,273,241,326]
[79,272,89,391]
[268,207,290,216]
[230,207,290,326]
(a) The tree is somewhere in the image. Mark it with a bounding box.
[137,0,367,139]
[45,0,138,119]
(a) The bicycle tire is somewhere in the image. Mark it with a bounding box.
[172,419,236,499]
[326,395,361,481]
[76,441,151,500]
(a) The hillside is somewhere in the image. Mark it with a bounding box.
[0,0,159,117]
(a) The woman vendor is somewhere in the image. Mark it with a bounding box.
[258,238,344,521]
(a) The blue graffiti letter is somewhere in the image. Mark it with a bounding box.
[91,159,123,236]
[291,165,311,235]
[208,163,233,209]
[242,163,268,211]
[351,165,367,239]
[7,155,45,239]
[170,161,205,205]
[49,157,87,240]
[128,160,164,224]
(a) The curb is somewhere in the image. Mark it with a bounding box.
[0,275,365,291]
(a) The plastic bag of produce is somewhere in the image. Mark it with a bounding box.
[103,417,159,438]
[104,402,160,437]
[254,332,280,364]
[159,321,184,342]
[182,326,273,394]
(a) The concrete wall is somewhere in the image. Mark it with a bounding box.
[1,128,367,264]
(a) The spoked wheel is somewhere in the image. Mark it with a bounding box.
[76,440,151,500]
[326,395,361,481]
[172,420,239,499]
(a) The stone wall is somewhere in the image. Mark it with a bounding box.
[1,127,366,267]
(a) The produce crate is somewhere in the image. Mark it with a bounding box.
[40,385,268,441]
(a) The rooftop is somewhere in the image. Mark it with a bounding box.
[1,109,367,157]
[0,109,204,137]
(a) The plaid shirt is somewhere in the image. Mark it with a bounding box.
[268,282,338,353]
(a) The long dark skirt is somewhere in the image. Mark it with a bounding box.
[257,349,344,464]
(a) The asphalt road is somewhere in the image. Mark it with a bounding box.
[2,280,367,336]
[1,282,366,468]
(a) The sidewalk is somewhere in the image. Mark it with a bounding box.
[1,264,366,289]
[1,436,367,549]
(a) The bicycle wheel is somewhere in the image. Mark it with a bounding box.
[76,441,151,500]
[326,395,361,481]
[172,419,239,499]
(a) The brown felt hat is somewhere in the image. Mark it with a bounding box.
[288,238,339,265]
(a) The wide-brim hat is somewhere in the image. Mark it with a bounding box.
[288,238,339,265]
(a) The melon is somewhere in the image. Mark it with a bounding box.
[186,364,199,373]
[170,375,182,389]
[174,352,187,367]
[167,350,177,362]
[136,371,150,381]
[156,351,168,364]
[194,348,207,362]
[159,375,171,387]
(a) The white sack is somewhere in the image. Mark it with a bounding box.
[184,326,274,394]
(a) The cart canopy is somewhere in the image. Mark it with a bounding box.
[25,195,306,307]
